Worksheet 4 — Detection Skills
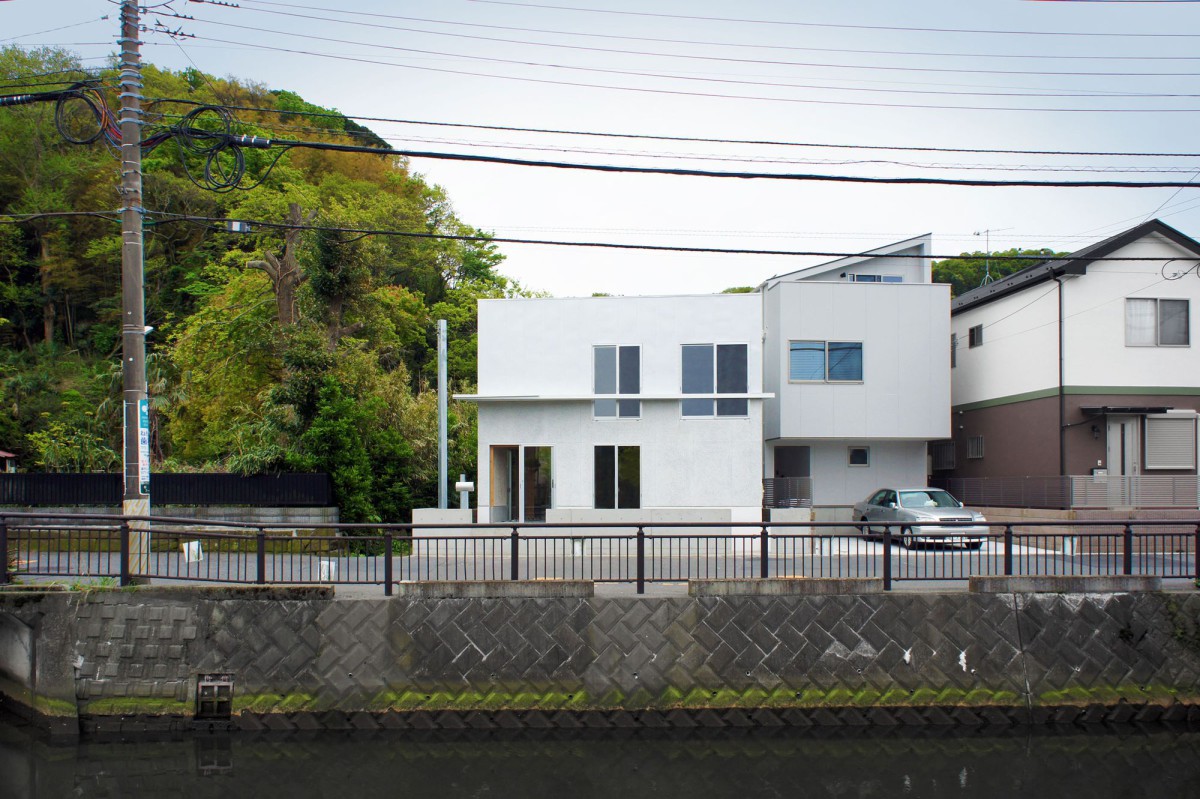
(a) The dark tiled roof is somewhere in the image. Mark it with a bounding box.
[952,219,1200,314]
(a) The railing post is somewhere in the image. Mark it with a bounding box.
[119,520,131,587]
[1003,525,1014,576]
[510,529,519,581]
[256,528,266,585]
[760,525,769,579]
[1123,523,1134,576]
[0,518,8,585]
[384,533,394,596]
[636,527,645,595]
[1193,524,1199,582]
[882,525,892,591]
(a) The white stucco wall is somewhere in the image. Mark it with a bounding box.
[765,439,929,507]
[951,232,1200,407]
[763,281,951,441]
[477,293,763,398]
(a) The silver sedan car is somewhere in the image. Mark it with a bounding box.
[852,488,988,549]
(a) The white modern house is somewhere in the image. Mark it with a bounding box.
[460,234,953,522]
[937,219,1200,498]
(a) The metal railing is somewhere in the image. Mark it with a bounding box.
[933,475,1200,510]
[1,513,1196,596]
[763,477,814,508]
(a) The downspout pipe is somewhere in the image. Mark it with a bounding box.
[1053,275,1066,476]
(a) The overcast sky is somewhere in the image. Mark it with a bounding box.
[5,0,1200,296]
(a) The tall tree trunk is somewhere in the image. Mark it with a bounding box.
[247,203,313,327]
[38,235,54,346]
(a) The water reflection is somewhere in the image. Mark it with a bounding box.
[2,715,1198,798]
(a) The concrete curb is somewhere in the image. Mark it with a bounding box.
[688,578,883,596]
[969,575,1163,593]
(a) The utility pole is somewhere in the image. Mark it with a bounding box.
[118,0,150,574]
[437,319,448,509]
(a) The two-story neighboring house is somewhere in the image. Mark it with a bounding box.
[939,219,1200,488]
[465,293,768,525]
[761,235,952,509]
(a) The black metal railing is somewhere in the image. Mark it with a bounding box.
[1,513,1197,596]
[0,473,333,507]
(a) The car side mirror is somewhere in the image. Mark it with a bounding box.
[886,501,897,509]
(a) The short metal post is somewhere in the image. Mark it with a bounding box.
[1003,525,1014,576]
[636,527,645,595]
[510,529,519,581]
[760,525,769,579]
[256,528,266,585]
[1123,523,1134,576]
[384,533,394,596]
[882,525,892,591]
[1193,524,1199,582]
[0,518,8,585]
[119,520,131,587]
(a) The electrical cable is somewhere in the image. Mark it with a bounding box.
[226,0,1200,63]
[145,97,1200,158]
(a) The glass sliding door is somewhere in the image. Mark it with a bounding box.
[523,446,552,522]
[490,446,519,523]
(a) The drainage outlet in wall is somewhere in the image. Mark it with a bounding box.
[196,673,235,720]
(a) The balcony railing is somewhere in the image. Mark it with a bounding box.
[933,475,1200,510]
[763,477,813,508]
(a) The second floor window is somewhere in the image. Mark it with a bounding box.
[1126,298,1189,347]
[682,343,748,417]
[789,341,863,382]
[594,345,640,418]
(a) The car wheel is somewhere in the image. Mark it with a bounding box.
[966,540,984,551]
[859,517,873,538]
[901,527,919,550]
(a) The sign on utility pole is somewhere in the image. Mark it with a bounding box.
[118,0,150,574]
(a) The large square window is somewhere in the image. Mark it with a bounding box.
[681,343,748,417]
[594,345,640,417]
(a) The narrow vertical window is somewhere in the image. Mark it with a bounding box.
[716,344,748,416]
[594,345,640,417]
[950,333,957,368]
[681,344,714,417]
[968,325,984,348]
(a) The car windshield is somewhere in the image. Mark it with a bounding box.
[898,490,961,509]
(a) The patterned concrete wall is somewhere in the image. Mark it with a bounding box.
[1,588,1198,733]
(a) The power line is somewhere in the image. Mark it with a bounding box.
[164,125,1200,188]
[157,11,1200,84]
[466,0,1200,38]
[187,2,1200,84]
[4,210,1191,263]
[228,0,1200,63]
[146,98,1200,158]
[161,31,1200,114]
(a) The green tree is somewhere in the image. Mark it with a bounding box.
[932,248,1066,298]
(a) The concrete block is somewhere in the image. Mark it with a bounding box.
[969,575,1162,593]
[688,578,884,596]
[411,508,477,537]
[392,580,594,599]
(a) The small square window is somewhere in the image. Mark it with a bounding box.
[968,325,983,348]
[848,447,870,466]
[968,436,985,459]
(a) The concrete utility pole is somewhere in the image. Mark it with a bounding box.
[437,319,448,509]
[118,1,150,571]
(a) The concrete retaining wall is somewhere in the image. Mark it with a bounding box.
[1,587,1198,736]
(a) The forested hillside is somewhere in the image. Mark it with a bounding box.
[0,46,531,521]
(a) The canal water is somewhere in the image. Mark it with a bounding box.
[2,715,1198,798]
